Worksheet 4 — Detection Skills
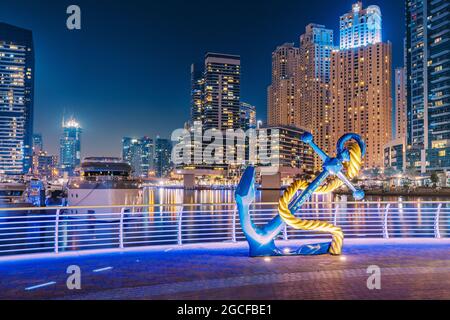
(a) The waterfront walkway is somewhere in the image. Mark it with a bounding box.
[0,239,449,300]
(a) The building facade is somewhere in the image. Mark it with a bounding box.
[339,2,382,50]
[60,118,81,176]
[267,43,298,127]
[395,67,407,140]
[297,24,334,170]
[154,137,173,178]
[331,42,392,169]
[122,137,154,178]
[330,3,392,169]
[384,137,407,172]
[239,102,257,131]
[0,23,34,175]
[406,0,450,173]
[203,53,241,131]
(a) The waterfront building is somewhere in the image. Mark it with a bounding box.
[0,23,34,175]
[190,63,205,126]
[339,1,382,50]
[406,0,450,173]
[122,136,154,178]
[260,126,314,174]
[239,102,257,131]
[297,24,335,170]
[32,134,43,153]
[155,137,173,178]
[395,67,407,140]
[267,43,298,127]
[59,118,81,176]
[384,137,407,173]
[32,150,58,179]
[203,53,241,131]
[330,2,392,169]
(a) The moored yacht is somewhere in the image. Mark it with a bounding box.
[67,157,143,219]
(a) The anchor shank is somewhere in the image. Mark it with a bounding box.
[289,170,330,214]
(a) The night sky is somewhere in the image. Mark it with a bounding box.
[0,0,405,158]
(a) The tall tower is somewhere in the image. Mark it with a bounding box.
[340,2,382,50]
[122,137,154,178]
[203,53,241,131]
[267,43,298,127]
[395,67,407,140]
[0,23,34,175]
[331,3,392,169]
[297,24,334,169]
[60,118,82,176]
[406,0,450,173]
[190,63,204,126]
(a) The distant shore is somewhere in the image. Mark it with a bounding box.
[335,188,450,198]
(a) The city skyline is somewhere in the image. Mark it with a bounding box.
[0,0,405,158]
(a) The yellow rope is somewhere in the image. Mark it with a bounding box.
[277,143,363,255]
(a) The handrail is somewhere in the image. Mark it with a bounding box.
[0,201,448,258]
[1,200,450,212]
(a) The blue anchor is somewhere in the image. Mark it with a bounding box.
[235,132,366,257]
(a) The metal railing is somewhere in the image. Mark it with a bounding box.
[0,201,449,257]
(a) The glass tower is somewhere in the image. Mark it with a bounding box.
[406,0,450,173]
[60,118,82,176]
[122,136,154,178]
[0,23,34,175]
[154,137,172,178]
[340,2,382,50]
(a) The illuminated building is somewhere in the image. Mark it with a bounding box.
[395,67,407,140]
[32,150,58,179]
[190,63,205,126]
[406,0,450,173]
[384,137,407,172]
[339,2,382,50]
[330,3,392,169]
[203,53,241,131]
[122,136,154,178]
[298,24,335,170]
[32,134,43,153]
[260,126,314,173]
[267,43,298,127]
[239,102,257,131]
[59,118,81,176]
[0,23,34,175]
[155,137,173,178]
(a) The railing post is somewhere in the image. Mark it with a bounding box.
[333,204,339,227]
[119,208,125,249]
[283,224,288,241]
[54,209,60,253]
[383,204,391,239]
[178,208,183,246]
[435,204,442,239]
[231,206,237,243]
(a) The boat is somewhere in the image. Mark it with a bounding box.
[66,157,143,220]
[0,182,34,209]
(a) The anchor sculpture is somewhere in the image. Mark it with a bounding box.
[235,132,366,257]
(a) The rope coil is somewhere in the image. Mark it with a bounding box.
[277,143,363,255]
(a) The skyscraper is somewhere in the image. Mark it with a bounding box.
[60,118,82,176]
[297,24,334,170]
[239,102,257,131]
[330,3,392,169]
[203,53,241,131]
[406,0,450,173]
[122,137,154,178]
[155,137,173,178]
[267,43,298,127]
[0,23,34,175]
[32,133,43,153]
[339,2,382,50]
[190,63,205,126]
[395,67,407,140]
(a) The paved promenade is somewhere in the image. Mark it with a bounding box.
[0,239,449,300]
